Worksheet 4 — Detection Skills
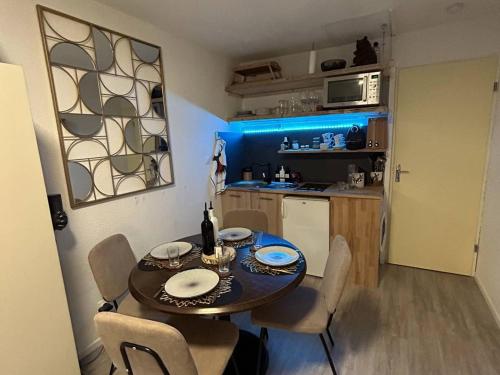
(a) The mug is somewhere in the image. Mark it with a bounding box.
[351,172,365,189]
[370,172,383,186]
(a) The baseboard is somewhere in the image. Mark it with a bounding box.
[79,337,102,362]
[474,275,500,328]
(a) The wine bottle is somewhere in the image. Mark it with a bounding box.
[201,202,215,255]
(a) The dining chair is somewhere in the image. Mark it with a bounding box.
[88,234,170,323]
[95,312,240,375]
[251,235,352,375]
[223,209,269,232]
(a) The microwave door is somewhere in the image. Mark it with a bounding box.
[326,77,367,107]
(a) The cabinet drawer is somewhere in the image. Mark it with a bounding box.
[221,191,251,220]
[251,192,282,236]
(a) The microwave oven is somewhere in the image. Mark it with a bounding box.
[323,71,383,109]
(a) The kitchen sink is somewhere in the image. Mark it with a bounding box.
[229,181,298,190]
[229,180,269,188]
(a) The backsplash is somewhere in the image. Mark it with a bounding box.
[219,129,383,183]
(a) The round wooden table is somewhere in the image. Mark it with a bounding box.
[129,232,306,375]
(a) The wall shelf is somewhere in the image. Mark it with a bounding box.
[226,63,386,97]
[278,148,386,154]
[228,105,388,123]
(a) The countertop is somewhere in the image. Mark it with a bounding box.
[226,182,383,200]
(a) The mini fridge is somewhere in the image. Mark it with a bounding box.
[282,196,330,277]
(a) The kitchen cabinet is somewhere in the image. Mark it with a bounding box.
[250,192,283,236]
[221,190,283,236]
[331,196,381,288]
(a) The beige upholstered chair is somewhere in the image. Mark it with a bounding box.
[95,312,239,375]
[251,235,352,375]
[223,209,269,232]
[88,234,169,322]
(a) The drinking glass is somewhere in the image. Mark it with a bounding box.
[167,245,181,268]
[217,246,231,275]
[252,232,264,252]
[278,100,289,115]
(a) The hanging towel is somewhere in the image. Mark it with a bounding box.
[210,137,227,196]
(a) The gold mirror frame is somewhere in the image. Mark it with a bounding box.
[37,6,174,208]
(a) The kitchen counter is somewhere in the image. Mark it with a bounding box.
[226,182,383,200]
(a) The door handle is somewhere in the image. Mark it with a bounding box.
[281,200,286,219]
[395,164,410,182]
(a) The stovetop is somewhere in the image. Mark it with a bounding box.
[295,183,332,192]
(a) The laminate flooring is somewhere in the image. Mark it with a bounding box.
[81,265,500,375]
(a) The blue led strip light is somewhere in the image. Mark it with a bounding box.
[232,112,386,134]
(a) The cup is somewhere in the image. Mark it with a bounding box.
[252,232,263,252]
[370,171,383,186]
[217,246,231,275]
[167,245,181,268]
[351,172,365,189]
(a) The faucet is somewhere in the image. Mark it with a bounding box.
[252,162,272,184]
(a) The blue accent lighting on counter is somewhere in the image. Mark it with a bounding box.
[231,112,385,134]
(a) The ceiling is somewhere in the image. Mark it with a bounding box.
[97,0,500,60]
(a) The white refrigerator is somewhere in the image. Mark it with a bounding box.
[282,196,330,277]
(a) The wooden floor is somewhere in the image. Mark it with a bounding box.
[81,265,500,375]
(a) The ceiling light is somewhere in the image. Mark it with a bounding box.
[446,2,465,15]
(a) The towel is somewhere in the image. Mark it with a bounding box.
[209,137,227,196]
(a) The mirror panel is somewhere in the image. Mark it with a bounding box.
[143,135,168,153]
[68,161,93,202]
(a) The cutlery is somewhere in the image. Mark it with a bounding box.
[265,266,294,275]
[153,284,165,298]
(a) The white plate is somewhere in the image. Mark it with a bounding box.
[255,246,300,267]
[164,269,220,299]
[150,242,192,259]
[219,227,252,241]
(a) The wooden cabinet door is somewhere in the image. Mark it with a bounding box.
[331,197,381,288]
[251,192,283,236]
[220,191,252,224]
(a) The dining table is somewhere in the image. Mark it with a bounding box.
[128,231,307,375]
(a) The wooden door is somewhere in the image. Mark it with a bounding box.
[389,57,498,275]
[331,197,381,288]
[0,64,79,374]
[251,192,283,236]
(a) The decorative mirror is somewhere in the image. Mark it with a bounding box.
[37,6,174,208]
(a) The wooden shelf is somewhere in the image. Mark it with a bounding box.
[278,148,386,154]
[228,106,388,122]
[226,63,385,97]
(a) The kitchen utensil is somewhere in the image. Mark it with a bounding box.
[320,59,347,71]
[219,227,252,241]
[164,269,220,299]
[255,246,300,267]
[150,242,192,259]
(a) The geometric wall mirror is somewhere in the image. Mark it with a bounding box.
[37,6,174,208]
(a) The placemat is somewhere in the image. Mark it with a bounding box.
[241,251,305,276]
[158,274,235,308]
[222,232,255,249]
[139,243,202,271]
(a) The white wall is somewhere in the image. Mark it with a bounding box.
[0,0,240,356]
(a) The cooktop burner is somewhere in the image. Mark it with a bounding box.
[295,183,331,192]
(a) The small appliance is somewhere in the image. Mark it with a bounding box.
[323,71,382,108]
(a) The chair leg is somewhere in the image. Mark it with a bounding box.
[109,363,116,375]
[326,327,335,348]
[255,328,266,375]
[231,354,241,375]
[319,333,338,375]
